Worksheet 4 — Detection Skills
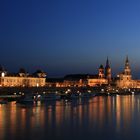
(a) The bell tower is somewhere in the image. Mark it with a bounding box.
[105,57,111,83]
[124,56,131,75]
[123,56,132,80]
[98,65,104,78]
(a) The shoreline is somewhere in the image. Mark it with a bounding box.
[0,86,139,102]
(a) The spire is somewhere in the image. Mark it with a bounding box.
[105,57,111,83]
[125,55,130,68]
[124,56,131,76]
[126,55,129,63]
[105,57,110,68]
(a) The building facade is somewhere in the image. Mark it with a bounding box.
[0,68,46,87]
[87,58,111,86]
[116,56,140,88]
[46,58,111,87]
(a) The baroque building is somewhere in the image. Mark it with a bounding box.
[88,58,111,86]
[46,58,111,87]
[116,56,137,88]
[0,67,46,87]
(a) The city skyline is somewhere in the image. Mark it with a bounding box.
[1,0,140,77]
[0,56,139,79]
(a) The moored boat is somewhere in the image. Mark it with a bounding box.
[80,92,96,98]
[17,94,35,104]
[39,93,61,101]
[0,100,8,104]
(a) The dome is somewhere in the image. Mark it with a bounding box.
[99,64,104,69]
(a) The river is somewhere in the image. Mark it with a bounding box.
[0,95,140,140]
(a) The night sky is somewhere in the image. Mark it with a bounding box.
[1,0,140,78]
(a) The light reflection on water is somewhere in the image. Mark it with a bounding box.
[0,95,140,140]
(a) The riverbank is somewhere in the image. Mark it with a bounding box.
[0,86,140,102]
[0,86,99,94]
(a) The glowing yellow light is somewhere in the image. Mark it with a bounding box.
[1,72,5,77]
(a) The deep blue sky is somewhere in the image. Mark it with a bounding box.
[1,0,140,78]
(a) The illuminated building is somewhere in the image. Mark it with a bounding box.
[46,58,111,87]
[116,56,139,88]
[0,67,46,87]
[98,65,104,78]
[87,58,111,87]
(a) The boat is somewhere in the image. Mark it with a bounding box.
[40,93,61,101]
[17,94,35,104]
[0,100,8,104]
[80,92,96,98]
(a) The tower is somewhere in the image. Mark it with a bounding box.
[124,56,131,75]
[124,56,132,80]
[98,65,104,78]
[105,57,111,83]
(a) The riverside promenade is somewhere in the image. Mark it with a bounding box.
[0,86,139,101]
[0,86,98,95]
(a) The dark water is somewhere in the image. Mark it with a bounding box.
[1,95,140,140]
